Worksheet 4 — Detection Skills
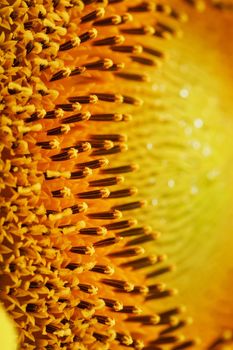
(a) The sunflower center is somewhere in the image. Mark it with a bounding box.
[117,5,233,345]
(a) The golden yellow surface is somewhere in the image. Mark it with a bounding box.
[113,4,233,346]
[0,304,18,350]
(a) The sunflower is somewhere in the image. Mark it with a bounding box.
[0,0,233,349]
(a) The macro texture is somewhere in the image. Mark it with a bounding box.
[0,0,233,350]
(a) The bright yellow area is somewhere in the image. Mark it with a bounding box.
[107,4,233,346]
[0,304,18,350]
